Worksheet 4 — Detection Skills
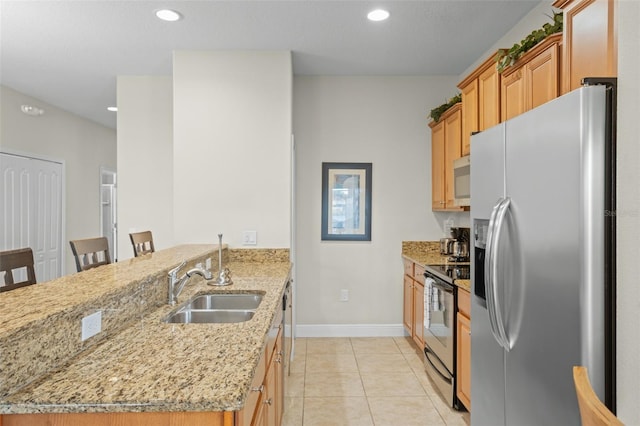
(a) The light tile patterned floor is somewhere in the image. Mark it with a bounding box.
[282,337,470,426]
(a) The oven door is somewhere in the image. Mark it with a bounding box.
[423,275,455,372]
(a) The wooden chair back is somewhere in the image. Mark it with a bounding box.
[69,237,111,272]
[573,366,623,426]
[0,248,37,292]
[129,231,155,257]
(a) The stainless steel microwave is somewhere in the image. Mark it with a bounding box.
[453,155,470,206]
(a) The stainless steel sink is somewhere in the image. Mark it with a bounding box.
[164,292,263,324]
[165,309,255,324]
[183,293,263,310]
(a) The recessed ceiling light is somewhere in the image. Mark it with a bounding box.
[107,106,118,112]
[20,104,44,116]
[367,9,390,22]
[155,9,182,22]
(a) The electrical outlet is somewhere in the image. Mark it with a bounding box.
[340,289,349,302]
[81,311,102,341]
[242,231,257,246]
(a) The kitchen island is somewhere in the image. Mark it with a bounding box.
[0,244,291,425]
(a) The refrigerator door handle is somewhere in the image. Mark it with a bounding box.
[485,198,503,346]
[485,197,512,351]
[493,197,512,350]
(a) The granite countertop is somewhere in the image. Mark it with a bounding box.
[401,241,471,292]
[0,246,291,415]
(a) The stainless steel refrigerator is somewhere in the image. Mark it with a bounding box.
[470,81,616,426]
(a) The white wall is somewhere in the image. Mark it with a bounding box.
[116,76,174,260]
[615,1,640,423]
[172,51,292,248]
[0,86,116,275]
[293,75,458,330]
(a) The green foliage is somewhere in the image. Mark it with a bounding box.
[429,94,462,123]
[496,10,563,73]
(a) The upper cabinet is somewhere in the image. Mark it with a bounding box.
[457,51,504,156]
[500,33,562,121]
[429,103,464,211]
[554,0,617,93]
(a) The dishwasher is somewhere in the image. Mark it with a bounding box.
[282,279,293,375]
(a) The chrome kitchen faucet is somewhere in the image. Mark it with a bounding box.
[168,260,213,305]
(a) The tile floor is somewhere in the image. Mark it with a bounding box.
[282,337,470,426]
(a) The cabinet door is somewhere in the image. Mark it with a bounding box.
[526,43,559,110]
[444,108,462,209]
[403,275,413,334]
[431,121,446,210]
[456,312,472,410]
[412,280,425,348]
[478,66,500,130]
[561,0,616,93]
[235,351,266,426]
[460,80,478,156]
[501,69,525,122]
[264,356,277,426]
[275,328,284,426]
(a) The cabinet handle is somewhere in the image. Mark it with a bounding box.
[251,385,264,393]
[264,398,273,406]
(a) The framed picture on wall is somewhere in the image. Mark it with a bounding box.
[321,162,372,241]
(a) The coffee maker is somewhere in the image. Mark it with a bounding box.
[440,227,470,261]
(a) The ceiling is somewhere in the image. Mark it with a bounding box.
[1,1,541,129]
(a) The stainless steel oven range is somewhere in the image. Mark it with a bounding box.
[423,264,463,408]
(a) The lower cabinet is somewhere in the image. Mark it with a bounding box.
[402,258,425,348]
[237,310,284,426]
[456,288,471,411]
[412,280,425,348]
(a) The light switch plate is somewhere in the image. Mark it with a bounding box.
[81,311,102,341]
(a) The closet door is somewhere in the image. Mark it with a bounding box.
[1,153,63,281]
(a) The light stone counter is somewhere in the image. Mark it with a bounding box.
[401,241,470,291]
[0,245,291,415]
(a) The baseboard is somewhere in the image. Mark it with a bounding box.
[295,323,407,338]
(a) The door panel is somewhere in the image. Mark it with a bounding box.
[1,153,63,282]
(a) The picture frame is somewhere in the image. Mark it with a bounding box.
[321,162,372,241]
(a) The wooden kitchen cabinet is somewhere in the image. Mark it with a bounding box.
[430,119,446,210]
[403,275,413,332]
[456,288,471,411]
[429,103,463,212]
[500,34,562,121]
[412,280,425,348]
[459,81,477,156]
[403,258,425,348]
[458,50,505,154]
[254,325,283,426]
[554,0,617,94]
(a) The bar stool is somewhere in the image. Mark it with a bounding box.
[129,231,155,257]
[0,248,37,292]
[69,237,111,272]
[573,366,622,426]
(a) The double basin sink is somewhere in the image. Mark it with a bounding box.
[165,293,263,324]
